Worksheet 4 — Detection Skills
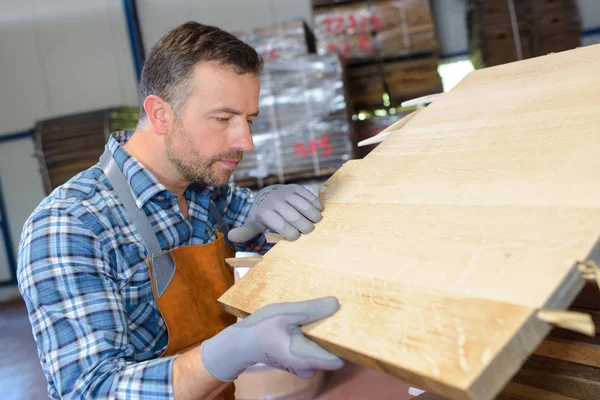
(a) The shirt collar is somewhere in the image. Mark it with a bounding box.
[107,131,171,209]
[106,131,218,209]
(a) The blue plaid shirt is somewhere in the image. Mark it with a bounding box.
[17,131,271,399]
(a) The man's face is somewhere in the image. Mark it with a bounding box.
[165,62,260,187]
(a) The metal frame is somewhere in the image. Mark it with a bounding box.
[0,129,34,144]
[0,175,17,287]
[123,0,145,83]
[0,130,33,286]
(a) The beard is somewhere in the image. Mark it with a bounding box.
[165,119,243,187]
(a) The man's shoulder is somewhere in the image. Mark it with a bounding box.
[25,164,111,233]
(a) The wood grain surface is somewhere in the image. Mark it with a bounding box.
[221,45,600,399]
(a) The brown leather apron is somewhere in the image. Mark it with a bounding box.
[100,149,237,399]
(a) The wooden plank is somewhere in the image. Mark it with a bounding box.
[221,45,600,400]
[534,338,600,368]
[225,257,263,269]
[502,382,578,400]
[524,355,600,381]
[511,368,600,400]
[548,308,600,345]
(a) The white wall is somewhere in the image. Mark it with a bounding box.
[0,0,138,286]
[0,0,138,134]
[137,0,312,51]
[0,139,46,278]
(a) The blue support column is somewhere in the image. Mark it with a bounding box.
[123,0,146,83]
[0,129,34,144]
[0,176,17,286]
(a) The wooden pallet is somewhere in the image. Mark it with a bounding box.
[35,108,138,193]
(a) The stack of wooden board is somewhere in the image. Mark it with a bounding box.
[347,56,442,111]
[220,44,600,400]
[313,0,436,61]
[232,55,354,189]
[312,0,442,111]
[35,107,138,194]
[234,19,316,62]
[468,0,581,68]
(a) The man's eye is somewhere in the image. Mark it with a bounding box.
[247,120,254,126]
[216,117,229,123]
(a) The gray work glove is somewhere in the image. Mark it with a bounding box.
[228,184,324,242]
[200,297,344,381]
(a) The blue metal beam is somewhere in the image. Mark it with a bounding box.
[0,129,34,144]
[0,177,17,286]
[583,27,600,37]
[123,0,145,83]
[0,130,33,285]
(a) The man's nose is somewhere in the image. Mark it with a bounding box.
[231,119,254,152]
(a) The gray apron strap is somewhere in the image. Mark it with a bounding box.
[99,147,233,299]
[209,201,234,249]
[100,148,174,299]
[99,148,162,255]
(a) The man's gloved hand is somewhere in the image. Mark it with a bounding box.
[228,184,324,242]
[200,297,344,381]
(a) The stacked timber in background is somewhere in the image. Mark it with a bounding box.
[415,282,600,400]
[234,19,316,62]
[35,107,138,194]
[468,0,582,68]
[232,21,353,188]
[313,0,442,111]
[347,56,441,111]
[232,55,353,188]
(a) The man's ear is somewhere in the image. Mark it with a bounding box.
[142,95,175,135]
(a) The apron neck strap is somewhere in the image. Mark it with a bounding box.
[100,148,163,255]
[208,201,233,248]
[99,147,232,255]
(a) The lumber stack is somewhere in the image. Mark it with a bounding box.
[312,0,442,111]
[313,0,436,61]
[234,19,316,62]
[232,55,353,189]
[35,107,138,193]
[468,0,581,68]
[347,56,442,111]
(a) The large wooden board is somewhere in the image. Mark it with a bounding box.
[220,44,600,400]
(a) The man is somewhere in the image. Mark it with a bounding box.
[17,22,343,400]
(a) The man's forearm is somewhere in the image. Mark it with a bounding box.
[173,345,228,400]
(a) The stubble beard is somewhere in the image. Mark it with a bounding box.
[165,119,243,187]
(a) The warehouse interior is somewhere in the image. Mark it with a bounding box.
[1,1,600,399]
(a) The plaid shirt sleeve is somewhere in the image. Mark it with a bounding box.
[222,183,274,254]
[17,204,174,399]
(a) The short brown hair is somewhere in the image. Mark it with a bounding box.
[138,22,263,120]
